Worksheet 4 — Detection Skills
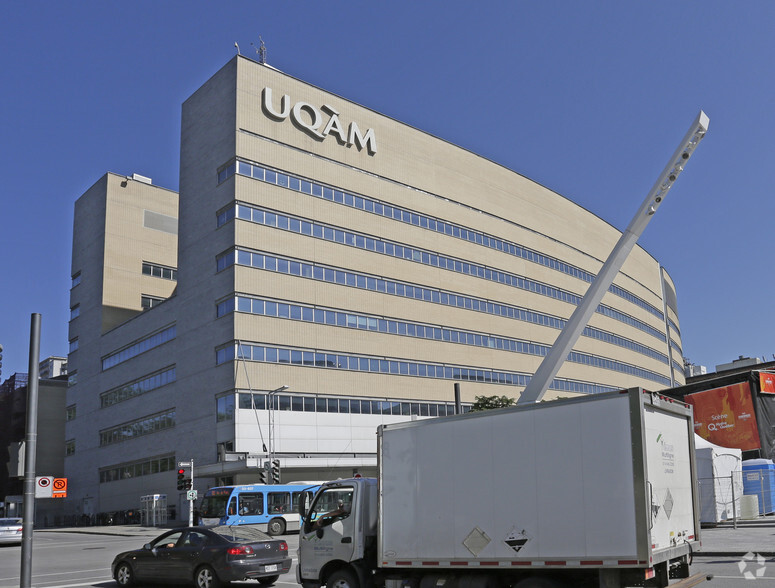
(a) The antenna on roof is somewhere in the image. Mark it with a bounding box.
[234,42,241,56]
[251,36,267,64]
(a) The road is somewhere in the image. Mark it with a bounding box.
[0,531,301,588]
[1,533,773,587]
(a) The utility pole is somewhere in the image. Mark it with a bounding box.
[517,112,709,405]
[20,314,41,588]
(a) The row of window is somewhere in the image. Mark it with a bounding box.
[100,366,177,408]
[219,202,666,344]
[219,294,671,386]
[221,158,667,323]
[70,304,80,321]
[237,391,470,417]
[217,249,668,364]
[142,261,177,281]
[69,338,79,353]
[99,455,177,484]
[101,325,176,371]
[71,272,81,289]
[217,342,618,396]
[99,409,176,446]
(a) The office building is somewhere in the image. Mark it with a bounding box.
[65,55,686,519]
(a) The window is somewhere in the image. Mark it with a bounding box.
[99,409,176,446]
[99,455,175,483]
[238,493,264,515]
[69,338,79,353]
[100,366,176,407]
[142,295,166,310]
[268,492,291,513]
[101,325,176,371]
[66,404,76,421]
[65,439,75,456]
[69,305,80,320]
[216,395,235,422]
[71,272,81,288]
[142,262,177,281]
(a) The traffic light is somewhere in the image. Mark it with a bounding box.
[259,463,269,484]
[177,468,187,490]
[271,459,281,484]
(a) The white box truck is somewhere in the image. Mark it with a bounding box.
[298,388,709,588]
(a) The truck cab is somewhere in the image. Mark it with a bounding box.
[298,478,377,588]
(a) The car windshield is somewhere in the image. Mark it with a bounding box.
[209,525,272,543]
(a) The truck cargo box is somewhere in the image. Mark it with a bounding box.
[378,388,700,570]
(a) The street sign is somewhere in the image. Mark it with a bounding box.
[52,478,68,498]
[35,476,53,498]
[178,461,192,467]
[187,489,198,501]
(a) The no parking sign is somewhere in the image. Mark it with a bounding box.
[35,476,53,498]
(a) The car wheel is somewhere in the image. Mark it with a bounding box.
[195,564,223,588]
[267,517,286,535]
[327,568,359,588]
[114,561,135,586]
[258,574,280,585]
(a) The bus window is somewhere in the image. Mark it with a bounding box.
[268,492,290,513]
[292,490,313,513]
[228,497,237,516]
[238,492,264,515]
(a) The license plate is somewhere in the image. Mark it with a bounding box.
[264,564,278,573]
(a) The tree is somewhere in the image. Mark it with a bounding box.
[470,394,516,412]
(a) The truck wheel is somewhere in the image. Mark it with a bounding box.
[268,517,286,535]
[328,568,359,588]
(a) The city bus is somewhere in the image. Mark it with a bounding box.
[199,483,320,534]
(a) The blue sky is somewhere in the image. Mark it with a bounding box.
[1,1,773,378]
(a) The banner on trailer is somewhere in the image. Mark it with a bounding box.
[685,382,760,451]
[760,372,775,394]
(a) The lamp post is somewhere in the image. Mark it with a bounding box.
[268,385,288,483]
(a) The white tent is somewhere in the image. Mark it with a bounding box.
[694,434,743,524]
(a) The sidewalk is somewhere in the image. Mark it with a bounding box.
[38,523,177,539]
[698,516,775,557]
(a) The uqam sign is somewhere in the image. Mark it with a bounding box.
[262,87,377,155]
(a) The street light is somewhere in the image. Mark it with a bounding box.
[268,385,288,484]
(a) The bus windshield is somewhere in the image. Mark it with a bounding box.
[199,488,231,518]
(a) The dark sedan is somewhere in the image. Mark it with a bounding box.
[111,525,291,588]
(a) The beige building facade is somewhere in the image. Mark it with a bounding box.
[65,56,685,519]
